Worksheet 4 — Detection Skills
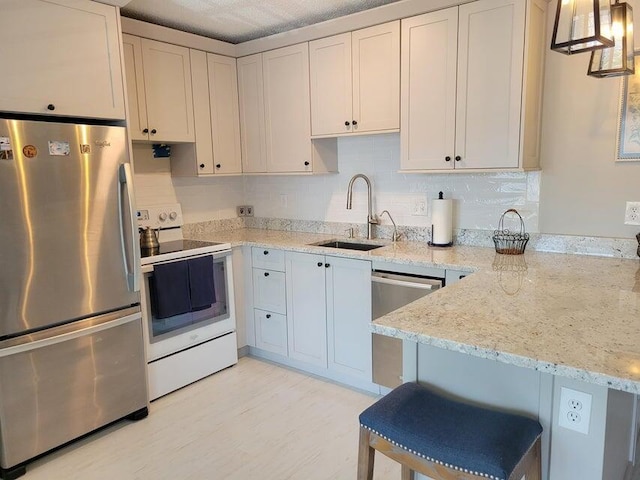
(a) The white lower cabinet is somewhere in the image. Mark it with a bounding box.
[286,252,328,367]
[326,256,372,379]
[252,268,286,315]
[285,251,372,379]
[254,309,288,356]
[248,248,373,388]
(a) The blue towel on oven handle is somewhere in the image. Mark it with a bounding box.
[150,260,191,319]
[188,255,216,311]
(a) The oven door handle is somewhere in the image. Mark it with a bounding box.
[119,163,140,292]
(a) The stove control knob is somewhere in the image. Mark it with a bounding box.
[159,213,167,221]
[169,211,178,220]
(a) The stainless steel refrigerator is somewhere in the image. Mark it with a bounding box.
[0,117,148,479]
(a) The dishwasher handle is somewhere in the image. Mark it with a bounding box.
[372,273,442,290]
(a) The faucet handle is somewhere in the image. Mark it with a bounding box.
[345,227,354,239]
[368,214,379,225]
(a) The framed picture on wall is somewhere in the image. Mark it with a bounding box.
[616,51,640,161]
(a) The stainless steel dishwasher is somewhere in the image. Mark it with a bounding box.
[372,270,443,388]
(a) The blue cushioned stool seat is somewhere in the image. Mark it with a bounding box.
[359,382,542,480]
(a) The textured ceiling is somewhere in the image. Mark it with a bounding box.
[120,0,402,44]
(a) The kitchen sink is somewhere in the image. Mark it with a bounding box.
[312,240,384,251]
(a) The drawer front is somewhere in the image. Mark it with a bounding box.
[254,309,288,357]
[252,269,286,314]
[252,247,285,271]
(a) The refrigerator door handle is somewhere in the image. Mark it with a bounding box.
[0,310,141,357]
[118,163,140,292]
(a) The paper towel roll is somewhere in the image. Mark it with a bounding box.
[431,194,452,246]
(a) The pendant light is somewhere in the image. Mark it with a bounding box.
[588,1,635,77]
[551,0,614,54]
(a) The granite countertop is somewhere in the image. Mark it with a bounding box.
[188,228,640,394]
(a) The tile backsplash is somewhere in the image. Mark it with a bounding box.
[132,134,541,233]
[244,134,541,233]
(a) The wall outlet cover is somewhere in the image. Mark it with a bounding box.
[625,202,640,225]
[558,387,592,435]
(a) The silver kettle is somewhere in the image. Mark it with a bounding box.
[139,227,160,250]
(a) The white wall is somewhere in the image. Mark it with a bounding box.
[244,134,541,233]
[133,135,541,234]
[539,2,640,239]
[132,144,244,224]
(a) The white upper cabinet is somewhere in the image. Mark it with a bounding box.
[309,33,353,136]
[237,54,268,173]
[170,50,242,176]
[263,43,313,173]
[238,47,338,175]
[310,21,400,137]
[207,54,242,174]
[400,8,458,171]
[400,0,546,172]
[0,0,125,120]
[455,0,525,170]
[123,35,195,143]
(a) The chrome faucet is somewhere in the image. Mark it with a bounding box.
[346,174,378,239]
[379,210,400,242]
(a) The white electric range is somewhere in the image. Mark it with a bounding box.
[137,204,237,400]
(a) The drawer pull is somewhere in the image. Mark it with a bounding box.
[263,250,269,255]
[264,272,269,277]
[266,314,271,319]
[317,262,323,267]
[325,263,330,268]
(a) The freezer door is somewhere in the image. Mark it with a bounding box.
[0,307,147,469]
[0,119,140,337]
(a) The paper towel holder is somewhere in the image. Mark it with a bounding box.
[428,191,453,248]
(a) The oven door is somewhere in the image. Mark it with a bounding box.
[141,250,235,361]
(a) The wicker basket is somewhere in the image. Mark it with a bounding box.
[492,209,529,255]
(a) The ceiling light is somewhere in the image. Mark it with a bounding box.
[551,0,614,54]
[588,1,635,77]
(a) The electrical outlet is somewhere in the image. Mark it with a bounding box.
[237,205,254,217]
[625,202,640,225]
[558,387,592,434]
[412,197,427,216]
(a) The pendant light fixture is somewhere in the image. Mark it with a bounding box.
[551,0,614,54]
[588,1,635,77]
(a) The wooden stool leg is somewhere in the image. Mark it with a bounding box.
[401,464,414,480]
[525,438,542,480]
[357,427,375,480]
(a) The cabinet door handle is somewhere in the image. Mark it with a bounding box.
[455,155,461,161]
[345,121,351,126]
[445,156,451,162]
[264,272,270,277]
[216,164,221,169]
[266,314,271,319]
[263,250,269,255]
[325,263,330,268]
[47,104,56,111]
[352,120,358,126]
[199,164,205,169]
[317,262,323,267]
[150,129,157,135]
[304,161,310,166]
[142,128,149,134]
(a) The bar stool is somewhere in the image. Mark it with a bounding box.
[358,382,542,480]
